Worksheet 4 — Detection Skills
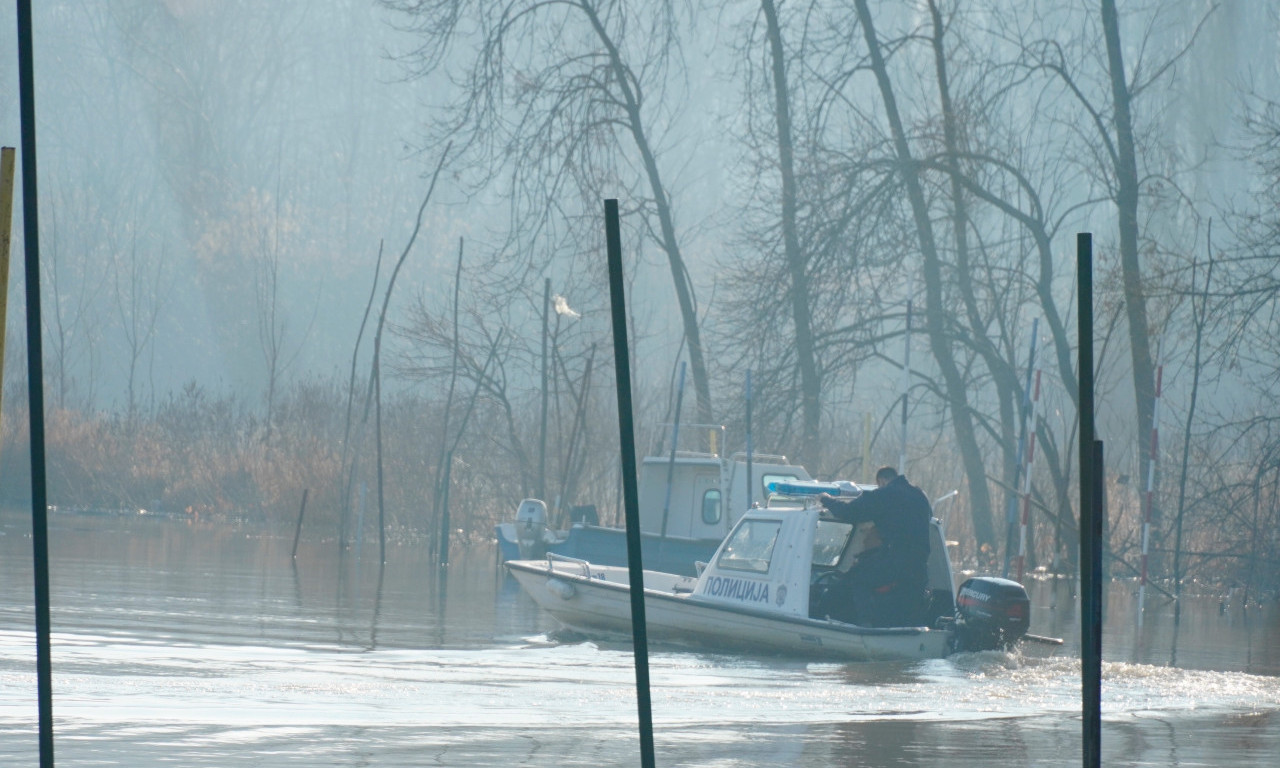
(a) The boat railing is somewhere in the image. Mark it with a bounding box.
[547,552,593,578]
[646,423,727,458]
[728,451,792,465]
[660,450,719,459]
[762,494,816,510]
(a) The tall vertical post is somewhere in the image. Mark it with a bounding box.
[438,449,453,567]
[538,277,550,500]
[17,1,55,763]
[1005,319,1039,579]
[1015,360,1042,582]
[1138,339,1162,626]
[899,299,911,474]
[604,199,655,768]
[1018,368,1039,581]
[861,412,872,481]
[659,362,687,544]
[374,356,386,564]
[290,488,310,560]
[354,482,367,558]
[0,147,15,448]
[744,371,754,508]
[1078,233,1101,768]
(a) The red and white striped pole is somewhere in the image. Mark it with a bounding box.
[1014,367,1042,582]
[1138,339,1164,626]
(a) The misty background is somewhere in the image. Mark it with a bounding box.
[0,0,1277,596]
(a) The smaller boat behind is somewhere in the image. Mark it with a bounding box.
[496,428,813,575]
[506,491,1044,662]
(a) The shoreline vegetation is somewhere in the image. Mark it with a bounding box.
[1,375,1274,602]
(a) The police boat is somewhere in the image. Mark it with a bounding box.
[496,433,813,576]
[505,485,1055,661]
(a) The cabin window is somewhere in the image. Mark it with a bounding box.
[701,489,722,525]
[812,520,853,566]
[716,519,782,573]
[760,473,800,498]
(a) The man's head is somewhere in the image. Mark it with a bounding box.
[874,466,898,487]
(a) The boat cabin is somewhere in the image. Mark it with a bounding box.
[691,501,957,627]
[635,450,811,541]
[497,424,813,575]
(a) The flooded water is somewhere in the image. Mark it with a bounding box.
[2,512,1278,766]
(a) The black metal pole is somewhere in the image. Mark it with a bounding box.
[604,199,656,768]
[16,0,55,763]
[1078,232,1101,768]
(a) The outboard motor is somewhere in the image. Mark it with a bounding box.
[953,576,1030,652]
[515,499,549,559]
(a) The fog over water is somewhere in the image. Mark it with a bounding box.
[3,2,1280,764]
[0,1,1276,411]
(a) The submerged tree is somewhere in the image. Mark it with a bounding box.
[852,0,999,549]
[1023,0,1215,545]
[720,0,924,473]
[753,0,822,466]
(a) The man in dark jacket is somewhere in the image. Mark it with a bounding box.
[816,466,933,626]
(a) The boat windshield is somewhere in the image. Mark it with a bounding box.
[716,519,782,573]
[812,520,853,567]
[759,472,801,499]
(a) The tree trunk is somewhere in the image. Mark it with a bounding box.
[582,2,714,426]
[1173,225,1213,600]
[1101,0,1156,525]
[854,0,997,549]
[761,0,821,467]
[928,0,1020,557]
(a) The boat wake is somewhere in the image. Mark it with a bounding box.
[512,632,1280,725]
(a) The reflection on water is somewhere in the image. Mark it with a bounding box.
[1,511,1278,766]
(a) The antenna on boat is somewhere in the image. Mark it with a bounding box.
[932,489,959,532]
[861,412,872,482]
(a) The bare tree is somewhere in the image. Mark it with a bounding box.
[922,0,1033,562]
[756,0,822,465]
[110,225,170,428]
[395,263,604,502]
[1024,0,1216,536]
[253,198,296,451]
[384,0,715,425]
[853,0,999,549]
[719,0,911,472]
[1170,220,1216,602]
[42,199,103,411]
[1184,91,1280,595]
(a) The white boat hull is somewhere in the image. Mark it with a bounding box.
[506,558,953,662]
